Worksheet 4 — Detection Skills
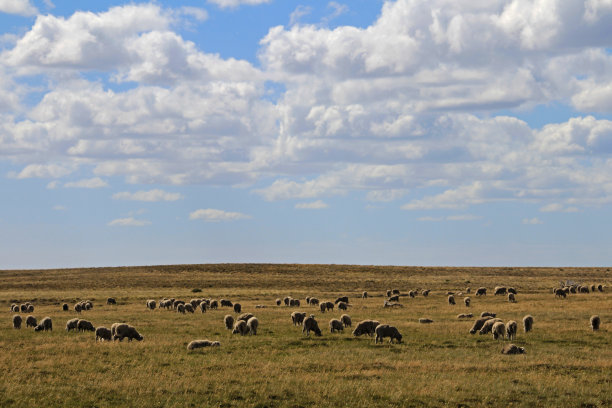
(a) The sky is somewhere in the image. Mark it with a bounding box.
[1,0,612,269]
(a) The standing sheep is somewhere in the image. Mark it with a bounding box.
[187,340,220,350]
[508,287,517,295]
[329,319,344,333]
[209,300,218,310]
[74,303,82,313]
[25,315,37,328]
[508,293,516,303]
[66,318,79,332]
[107,297,117,305]
[276,298,282,306]
[233,303,242,314]
[96,327,112,341]
[232,320,249,335]
[309,298,320,306]
[319,303,326,313]
[224,315,235,330]
[448,295,456,305]
[35,317,52,332]
[374,324,402,344]
[177,304,186,314]
[337,301,348,311]
[492,321,506,340]
[422,289,430,297]
[77,319,95,332]
[12,315,22,329]
[475,287,487,296]
[246,317,259,335]
[302,316,322,336]
[283,297,291,306]
[494,286,507,296]
[199,302,207,313]
[523,315,534,333]
[112,323,143,341]
[362,291,368,299]
[479,318,502,335]
[291,312,307,326]
[62,303,69,311]
[340,314,352,328]
[464,297,471,307]
[419,318,434,324]
[26,305,34,313]
[353,320,380,337]
[469,317,492,334]
[590,315,601,331]
[554,288,567,298]
[146,300,157,310]
[184,304,195,313]
[506,321,518,340]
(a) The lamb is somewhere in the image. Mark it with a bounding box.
[146,300,157,310]
[35,317,52,331]
[457,313,473,319]
[479,318,502,335]
[329,319,344,333]
[238,313,254,322]
[13,315,22,329]
[475,287,487,296]
[492,321,506,340]
[291,312,307,326]
[508,293,516,303]
[554,288,567,298]
[352,320,380,337]
[494,286,507,296]
[506,320,518,340]
[187,340,220,350]
[77,319,95,332]
[590,315,601,331]
[112,323,143,341]
[95,327,112,341]
[464,297,471,307]
[337,301,348,311]
[184,304,195,313]
[107,297,117,305]
[523,315,534,333]
[362,291,368,299]
[419,318,434,324]
[469,316,493,334]
[224,315,234,330]
[335,296,349,304]
[340,314,352,328]
[480,311,496,318]
[25,315,37,328]
[448,295,456,305]
[302,316,322,336]
[501,344,526,354]
[232,320,249,335]
[388,295,400,302]
[246,317,258,335]
[233,303,242,313]
[374,324,402,344]
[66,318,79,331]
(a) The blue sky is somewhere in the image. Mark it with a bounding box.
[1,0,612,269]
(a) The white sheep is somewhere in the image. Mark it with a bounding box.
[66,318,79,332]
[246,317,258,335]
[232,320,249,335]
[25,315,37,328]
[112,323,143,341]
[302,316,322,336]
[492,321,506,340]
[352,320,380,337]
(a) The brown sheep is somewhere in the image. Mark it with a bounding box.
[291,312,307,326]
[340,314,352,328]
[302,316,322,336]
[374,324,402,344]
[238,313,254,322]
[508,293,516,303]
[96,327,112,341]
[12,315,22,329]
[457,313,473,319]
[184,304,195,313]
[77,319,95,332]
[337,301,348,311]
[199,302,208,313]
[74,303,82,313]
[492,321,506,340]
[448,295,456,305]
[464,297,471,307]
[177,304,186,314]
[479,318,502,335]
[501,344,526,354]
[209,300,218,309]
[494,286,507,296]
[469,316,493,334]
[554,288,567,298]
[388,295,400,302]
[107,297,117,305]
[224,315,234,330]
[66,318,79,332]
[220,299,233,307]
[590,315,601,331]
[506,320,518,340]
[232,320,249,335]
[329,318,344,333]
[352,320,380,337]
[335,296,349,304]
[523,315,534,332]
[362,291,368,299]
[62,303,69,311]
[276,298,282,306]
[233,303,242,314]
[246,317,258,335]
[475,287,487,296]
[422,289,430,297]
[112,323,143,341]
[25,315,37,328]
[319,303,326,313]
[419,318,434,324]
[480,311,496,318]
[35,317,52,332]
[309,298,320,306]
[146,300,157,310]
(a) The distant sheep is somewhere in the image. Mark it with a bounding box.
[480,312,496,318]
[324,301,334,311]
[448,295,456,305]
[74,303,82,313]
[408,290,416,298]
[340,314,352,328]
[466,287,471,294]
[422,289,430,297]
[383,300,403,308]
[335,296,349,304]
[554,288,567,298]
[107,297,116,305]
[590,315,600,331]
[508,293,516,303]
[329,318,344,333]
[501,344,526,355]
[506,320,517,340]
[302,316,322,336]
[494,286,507,296]
[220,299,233,307]
[479,318,502,335]
[469,316,493,334]
[579,286,589,294]
[305,296,311,304]
[523,315,534,333]
[232,320,249,335]
[146,300,157,310]
[209,300,218,310]
[475,287,487,296]
[362,291,368,299]
[77,319,95,332]
[507,287,517,295]
[276,299,282,306]
[283,297,291,306]
[184,304,195,313]
[386,290,392,297]
[291,299,301,307]
[199,302,207,313]
[597,284,603,292]
[224,315,235,330]
[352,320,380,337]
[291,312,307,326]
[177,304,186,314]
[25,315,37,328]
[187,340,220,350]
[492,321,506,340]
[26,305,34,313]
[66,318,79,332]
[464,297,471,307]
[96,327,112,341]
[419,318,434,324]
[238,313,254,322]
[392,289,400,295]
[457,313,473,319]
[35,317,52,332]
[11,305,19,312]
[375,324,402,344]
[309,298,320,306]
[337,301,348,311]
[20,304,27,313]
[112,323,143,341]
[388,295,400,302]
[320,303,327,313]
[232,303,241,314]
[246,317,258,335]
[12,315,22,329]
[590,284,596,292]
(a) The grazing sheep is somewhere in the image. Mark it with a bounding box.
[187,340,220,350]
[210,300,219,310]
[302,316,322,336]
[238,313,254,322]
[283,297,291,306]
[291,312,307,326]
[305,296,311,304]
[448,295,456,305]
[475,287,487,296]
[408,290,416,298]
[232,320,249,335]
[84,301,93,310]
[74,303,82,313]
[66,318,79,331]
[291,299,301,307]
[388,295,400,302]
[386,290,392,297]
[506,321,518,340]
[112,323,143,341]
[457,313,473,319]
[177,304,186,314]
[20,304,27,313]
[11,305,19,312]
[10,303,17,312]
[419,318,434,324]
[223,315,235,330]
[554,288,567,298]
[329,319,344,333]
[96,327,112,341]
[494,286,507,296]
[309,298,320,306]
[352,320,380,337]
[184,304,195,313]
[26,305,34,313]
[507,287,517,295]
[480,311,496,318]
[320,303,327,313]
[146,300,157,310]
[374,324,402,344]
[469,316,493,334]
[246,317,258,335]
[422,289,430,297]
[392,289,400,295]
[569,286,577,294]
[466,287,471,294]
[597,284,603,292]
[492,321,506,340]
[590,284,596,292]
[199,302,208,313]
[276,298,282,306]
[362,291,368,299]
[107,297,116,305]
[501,344,526,355]
[508,293,516,303]
[190,299,201,309]
[590,315,601,331]
[579,286,589,294]
[479,318,502,335]
[77,319,95,332]
[464,297,471,307]
[12,315,22,329]
[335,296,349,304]
[324,301,334,311]
[220,299,233,307]
[523,315,534,333]
[340,314,352,328]
[25,315,37,328]
[35,317,53,332]
[337,301,348,311]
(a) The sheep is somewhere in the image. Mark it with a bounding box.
[506,320,518,340]
[352,320,380,337]
[184,304,195,313]
[475,287,487,296]
[464,297,471,307]
[501,344,526,355]
[77,319,95,332]
[187,340,220,350]
[329,319,344,333]
[25,315,37,328]
[232,320,249,335]
[507,287,517,295]
[383,300,403,308]
[337,301,348,311]
[408,290,416,298]
[392,289,400,295]
[457,313,473,319]
[173,300,185,310]
[302,316,322,336]
[112,323,143,341]
[419,318,434,324]
[335,296,349,304]
[11,305,19,313]
[309,297,319,306]
[554,288,567,298]
[324,301,334,311]
[74,303,82,313]
[107,297,117,305]
[283,297,291,306]
[590,315,601,331]
[422,289,430,297]
[10,303,17,312]
[386,290,392,297]
[35,317,52,332]
[12,315,22,329]
[276,298,282,306]
[479,318,502,335]
[492,321,506,340]
[26,305,34,313]
[222,299,234,307]
[237,313,253,322]
[448,295,456,305]
[590,284,596,292]
[340,314,352,328]
[597,284,603,292]
[291,312,307,326]
[177,304,186,314]
[362,291,368,299]
[388,295,400,302]
[466,287,471,294]
[480,311,496,318]
[305,296,311,304]
[246,317,258,335]
[290,299,301,307]
[66,318,79,331]
[374,324,402,344]
[20,304,27,313]
[469,316,493,334]
[579,286,589,294]
[494,286,507,296]
[223,315,235,330]
[228,303,240,314]
[508,293,516,303]
[146,300,157,310]
[199,302,208,313]
[210,300,219,310]
[320,303,327,313]
[84,301,93,310]
[523,315,534,333]
[96,327,112,341]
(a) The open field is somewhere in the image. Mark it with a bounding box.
[1,264,610,408]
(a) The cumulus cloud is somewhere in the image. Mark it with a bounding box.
[64,177,108,188]
[108,217,151,227]
[295,200,328,209]
[189,208,251,222]
[0,0,37,16]
[207,0,272,9]
[112,189,183,202]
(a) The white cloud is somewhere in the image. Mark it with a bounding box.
[295,200,328,209]
[540,203,580,212]
[52,205,66,211]
[189,208,251,222]
[0,0,37,16]
[64,177,108,188]
[112,189,183,202]
[108,217,151,227]
[177,6,208,22]
[522,217,543,225]
[12,164,74,179]
[418,215,482,221]
[289,5,312,26]
[207,0,271,9]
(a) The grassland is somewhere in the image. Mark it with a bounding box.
[1,264,610,408]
